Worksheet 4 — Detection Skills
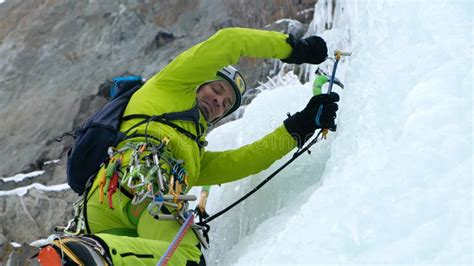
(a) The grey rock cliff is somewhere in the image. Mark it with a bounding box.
[0,0,315,244]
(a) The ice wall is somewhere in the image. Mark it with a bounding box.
[204,0,472,264]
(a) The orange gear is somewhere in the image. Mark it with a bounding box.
[38,246,61,266]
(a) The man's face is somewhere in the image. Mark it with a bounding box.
[197,80,236,122]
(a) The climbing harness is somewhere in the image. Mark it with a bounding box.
[55,137,210,263]
[97,138,210,249]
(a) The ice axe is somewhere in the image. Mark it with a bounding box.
[316,50,352,138]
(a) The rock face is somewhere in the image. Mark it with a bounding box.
[0,0,316,244]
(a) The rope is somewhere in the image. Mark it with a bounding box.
[157,213,195,266]
[198,130,324,225]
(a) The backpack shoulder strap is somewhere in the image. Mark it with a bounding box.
[121,104,207,148]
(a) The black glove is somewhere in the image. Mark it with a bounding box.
[284,92,339,147]
[282,34,328,65]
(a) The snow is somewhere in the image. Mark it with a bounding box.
[0,183,70,197]
[0,170,45,183]
[0,161,63,196]
[10,242,21,248]
[43,159,61,165]
[203,0,472,264]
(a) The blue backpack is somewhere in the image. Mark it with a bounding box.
[63,76,205,195]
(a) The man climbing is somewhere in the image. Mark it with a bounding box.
[39,27,339,265]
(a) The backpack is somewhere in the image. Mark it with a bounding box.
[64,75,206,195]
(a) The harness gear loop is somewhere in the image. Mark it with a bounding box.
[93,139,209,249]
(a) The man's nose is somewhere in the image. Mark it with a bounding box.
[213,95,223,108]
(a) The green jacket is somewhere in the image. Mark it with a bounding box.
[119,27,297,189]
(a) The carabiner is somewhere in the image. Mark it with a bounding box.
[147,195,164,216]
[127,166,146,189]
[131,189,151,205]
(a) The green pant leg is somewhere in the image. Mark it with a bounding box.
[86,166,202,264]
[86,169,137,235]
[96,233,202,266]
[136,205,203,263]
[137,210,200,245]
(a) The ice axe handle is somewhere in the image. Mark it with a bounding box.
[320,50,351,138]
[319,53,341,139]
